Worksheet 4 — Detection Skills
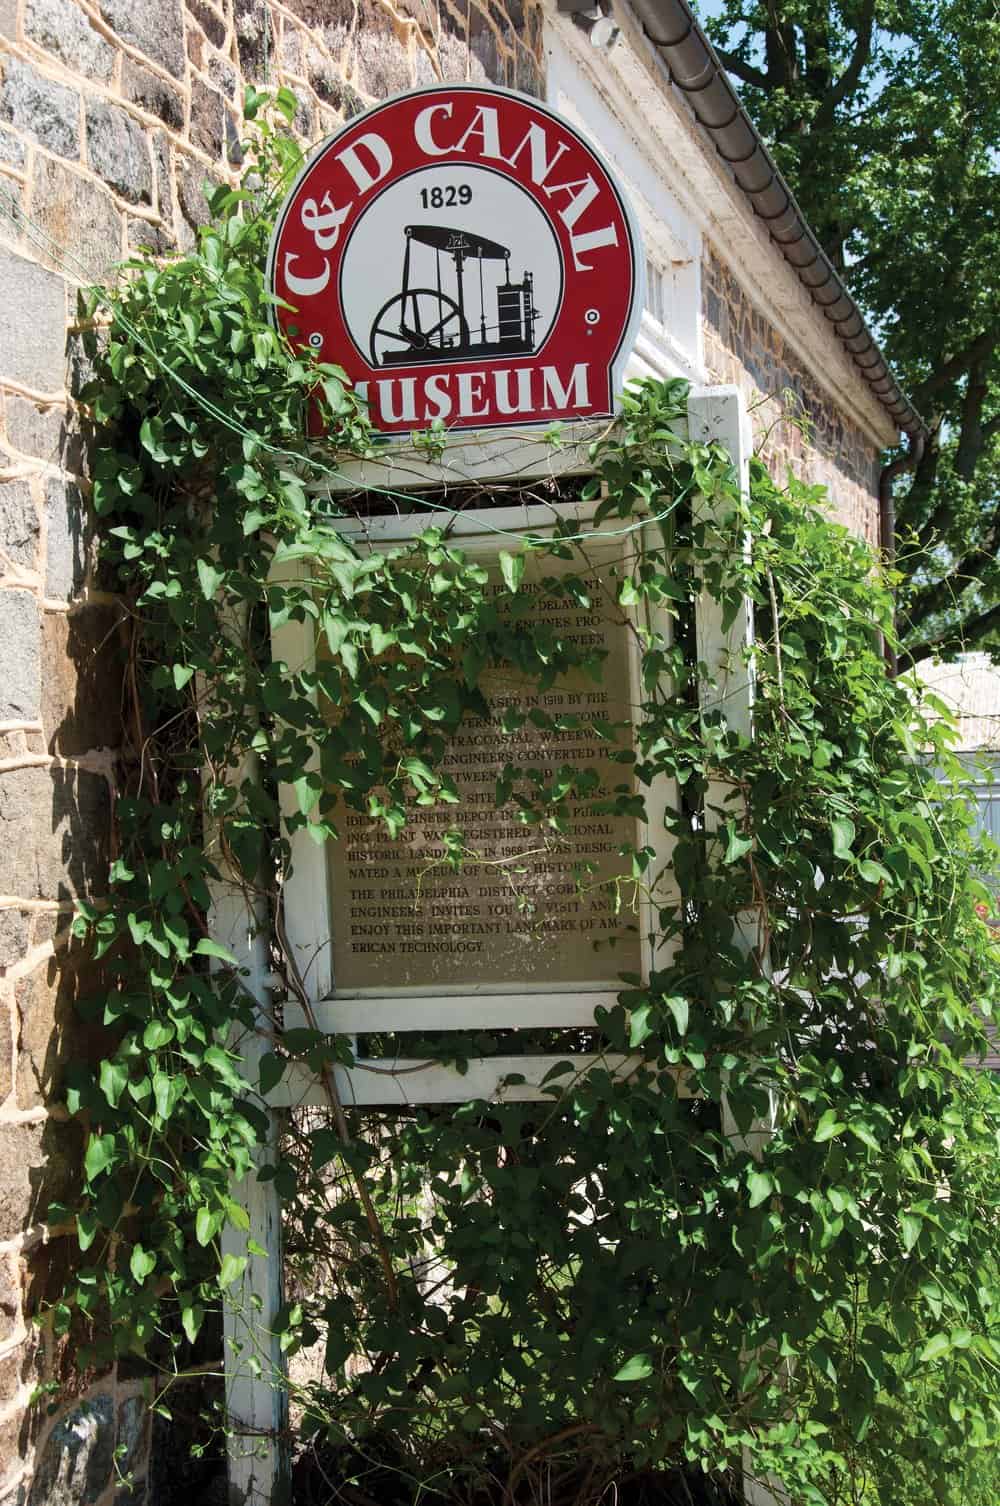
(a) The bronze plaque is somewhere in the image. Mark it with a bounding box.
[328,546,643,993]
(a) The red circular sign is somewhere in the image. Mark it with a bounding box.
[268,85,643,438]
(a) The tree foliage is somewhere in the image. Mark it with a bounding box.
[697,0,1000,668]
[57,92,1000,1506]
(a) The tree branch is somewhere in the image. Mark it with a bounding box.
[764,6,799,89]
[898,601,1000,674]
[714,48,771,92]
[956,360,991,481]
[904,501,1000,629]
[913,328,999,404]
[814,0,877,127]
[906,431,944,553]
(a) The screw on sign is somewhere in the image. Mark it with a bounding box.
[267,85,644,437]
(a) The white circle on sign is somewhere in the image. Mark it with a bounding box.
[339,164,564,369]
[585,308,600,325]
[308,332,323,348]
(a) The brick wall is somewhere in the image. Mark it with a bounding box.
[0,0,542,1499]
[702,246,884,544]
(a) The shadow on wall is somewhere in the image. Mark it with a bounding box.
[0,330,141,1493]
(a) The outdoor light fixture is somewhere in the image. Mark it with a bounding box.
[557,0,621,50]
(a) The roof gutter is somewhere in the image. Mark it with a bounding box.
[622,0,926,439]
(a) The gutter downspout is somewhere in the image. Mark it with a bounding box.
[624,0,926,441]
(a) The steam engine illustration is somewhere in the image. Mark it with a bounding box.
[370,224,541,367]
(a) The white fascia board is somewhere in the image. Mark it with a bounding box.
[545,31,705,387]
[544,6,899,450]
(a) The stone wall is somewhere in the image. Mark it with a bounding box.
[702,246,884,544]
[0,0,540,1499]
[0,0,895,1493]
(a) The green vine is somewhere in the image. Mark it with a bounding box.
[52,91,1000,1506]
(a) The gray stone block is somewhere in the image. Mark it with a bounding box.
[121,59,184,132]
[0,1259,22,1349]
[0,0,16,42]
[208,50,238,100]
[151,130,172,226]
[0,908,29,968]
[0,996,11,1104]
[4,396,64,463]
[187,0,226,47]
[127,217,173,255]
[45,475,87,601]
[0,57,80,160]
[234,0,274,76]
[15,941,108,1108]
[0,125,24,169]
[0,248,67,392]
[189,77,224,160]
[177,159,218,231]
[41,601,125,755]
[0,590,40,721]
[24,0,115,81]
[29,1392,114,1506]
[0,764,110,900]
[0,1122,45,1241]
[0,477,40,570]
[100,0,186,76]
[86,102,152,205]
[32,154,122,280]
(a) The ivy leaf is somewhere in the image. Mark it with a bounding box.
[614,1354,654,1382]
[226,1199,251,1232]
[243,508,268,536]
[294,775,321,815]
[629,1003,653,1047]
[665,996,689,1036]
[369,624,396,655]
[814,1109,846,1143]
[139,416,169,462]
[920,1333,951,1364]
[194,938,238,964]
[723,822,753,864]
[129,1244,157,1283]
[153,1072,176,1120]
[499,551,524,593]
[181,1301,205,1345]
[311,1127,341,1172]
[219,1253,247,1290]
[84,1133,116,1182]
[831,817,856,862]
[849,1120,880,1152]
[143,1020,175,1051]
[901,1212,923,1252]
[258,1052,286,1096]
[204,1045,242,1089]
[99,1059,128,1109]
[196,1207,217,1247]
[172,663,196,692]
[196,558,224,601]
[77,1209,99,1252]
[748,1170,775,1208]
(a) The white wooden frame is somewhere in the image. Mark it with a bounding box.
[266,386,749,1107]
[219,385,752,1502]
[202,609,287,1506]
[270,502,678,1106]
